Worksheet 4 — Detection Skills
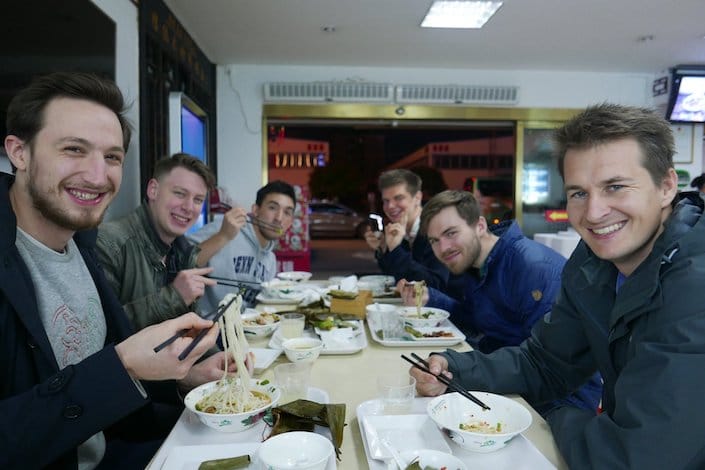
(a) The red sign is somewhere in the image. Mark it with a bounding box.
[544,210,568,222]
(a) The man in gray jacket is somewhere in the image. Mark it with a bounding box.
[412,104,705,469]
[189,180,296,310]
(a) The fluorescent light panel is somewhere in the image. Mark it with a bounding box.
[421,1,503,29]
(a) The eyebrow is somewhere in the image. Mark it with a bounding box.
[564,176,633,192]
[58,136,124,154]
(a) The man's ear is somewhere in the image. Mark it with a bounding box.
[476,216,489,236]
[5,135,28,171]
[661,168,679,208]
[146,178,159,202]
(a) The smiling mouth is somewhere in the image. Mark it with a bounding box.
[172,214,190,224]
[67,188,105,204]
[590,222,626,235]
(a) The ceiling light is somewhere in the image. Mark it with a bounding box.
[421,1,503,29]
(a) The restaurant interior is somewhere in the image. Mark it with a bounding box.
[2,0,705,468]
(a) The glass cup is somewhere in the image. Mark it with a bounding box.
[366,303,404,340]
[377,374,416,414]
[279,312,306,339]
[274,362,312,404]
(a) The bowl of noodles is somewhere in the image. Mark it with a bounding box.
[242,308,280,337]
[184,377,280,433]
[427,391,532,453]
[397,306,450,328]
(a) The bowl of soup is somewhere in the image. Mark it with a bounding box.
[282,337,324,363]
[397,306,450,328]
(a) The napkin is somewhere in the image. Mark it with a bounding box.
[338,275,358,293]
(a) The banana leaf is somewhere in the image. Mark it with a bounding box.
[269,400,346,460]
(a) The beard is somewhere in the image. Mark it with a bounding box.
[27,166,111,232]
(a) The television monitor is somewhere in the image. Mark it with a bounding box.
[666,66,705,123]
[168,92,210,232]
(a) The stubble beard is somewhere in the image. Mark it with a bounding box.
[28,176,109,232]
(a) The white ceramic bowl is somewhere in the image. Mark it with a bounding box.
[258,431,333,470]
[277,271,313,282]
[397,306,450,328]
[282,337,324,363]
[184,378,280,433]
[427,391,532,453]
[399,449,468,470]
[359,275,395,296]
[241,308,280,337]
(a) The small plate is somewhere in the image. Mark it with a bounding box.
[251,347,282,372]
[255,293,303,305]
[362,414,451,460]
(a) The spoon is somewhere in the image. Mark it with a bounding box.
[381,438,407,470]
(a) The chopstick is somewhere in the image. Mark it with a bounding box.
[401,353,491,411]
[246,213,284,233]
[177,296,239,361]
[206,275,261,287]
[152,296,236,355]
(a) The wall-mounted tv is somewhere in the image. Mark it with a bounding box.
[168,92,210,232]
[666,65,705,123]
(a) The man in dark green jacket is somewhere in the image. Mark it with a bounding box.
[97,154,218,330]
[413,104,705,469]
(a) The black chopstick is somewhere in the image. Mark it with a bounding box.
[401,354,491,411]
[246,213,284,233]
[206,275,261,286]
[177,296,238,361]
[153,304,222,353]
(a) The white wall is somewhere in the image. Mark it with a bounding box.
[90,0,141,220]
[217,64,654,204]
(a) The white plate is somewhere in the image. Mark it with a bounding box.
[162,442,337,470]
[361,414,451,460]
[372,296,403,304]
[277,271,313,282]
[406,326,464,342]
[269,325,368,355]
[356,398,556,470]
[256,293,303,305]
[251,347,282,372]
[367,317,466,347]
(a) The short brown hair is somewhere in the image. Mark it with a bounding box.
[6,71,132,152]
[153,153,216,190]
[378,169,422,195]
[420,190,480,235]
[554,103,674,185]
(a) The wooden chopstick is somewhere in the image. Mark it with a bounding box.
[401,353,491,411]
[177,296,238,361]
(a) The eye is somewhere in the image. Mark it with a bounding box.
[64,146,84,154]
[606,184,624,192]
[174,191,185,198]
[567,190,587,200]
[428,238,438,246]
[105,153,124,165]
[194,198,204,205]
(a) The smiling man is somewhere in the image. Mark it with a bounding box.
[411,104,705,469]
[97,153,218,330]
[188,180,296,309]
[364,169,460,296]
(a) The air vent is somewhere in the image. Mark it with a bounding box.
[396,84,519,105]
[264,82,394,103]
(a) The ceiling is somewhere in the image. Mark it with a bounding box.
[164,0,705,74]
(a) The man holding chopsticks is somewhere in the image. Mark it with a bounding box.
[0,72,238,469]
[97,153,220,330]
[188,180,296,309]
[413,104,705,469]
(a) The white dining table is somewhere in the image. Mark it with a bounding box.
[148,301,568,470]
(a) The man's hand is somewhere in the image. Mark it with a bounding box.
[219,206,248,240]
[115,312,219,381]
[177,350,255,392]
[396,279,429,306]
[384,213,408,252]
[410,354,451,397]
[172,267,216,305]
[364,226,385,251]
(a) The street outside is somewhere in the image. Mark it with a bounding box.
[309,238,381,280]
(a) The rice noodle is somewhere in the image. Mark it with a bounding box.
[195,294,271,414]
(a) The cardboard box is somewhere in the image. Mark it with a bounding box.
[329,290,373,319]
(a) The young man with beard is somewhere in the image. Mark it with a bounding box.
[1,72,237,469]
[97,154,219,330]
[364,169,462,297]
[188,180,296,309]
[412,104,705,469]
[400,189,601,415]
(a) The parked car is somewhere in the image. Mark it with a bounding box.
[308,202,367,238]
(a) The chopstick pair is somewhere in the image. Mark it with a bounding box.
[206,275,261,287]
[246,213,284,234]
[401,353,491,411]
[152,296,237,360]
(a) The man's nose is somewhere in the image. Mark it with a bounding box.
[82,153,110,186]
[585,194,610,222]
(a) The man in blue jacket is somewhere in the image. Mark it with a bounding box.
[401,189,601,414]
[0,72,237,469]
[412,104,705,469]
[364,169,464,298]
